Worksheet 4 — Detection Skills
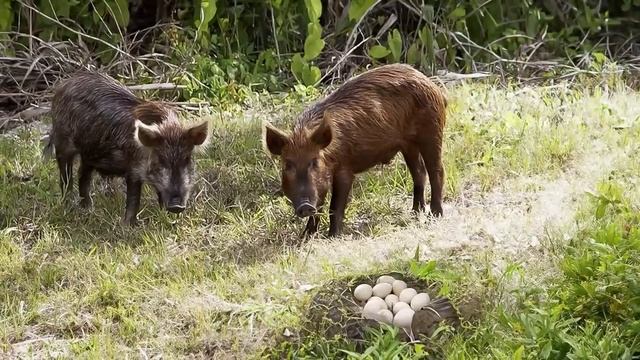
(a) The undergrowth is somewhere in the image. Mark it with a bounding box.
[270,168,640,360]
[1,76,638,358]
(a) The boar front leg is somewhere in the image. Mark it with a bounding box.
[123,175,142,226]
[78,161,94,208]
[328,171,354,237]
[302,191,327,237]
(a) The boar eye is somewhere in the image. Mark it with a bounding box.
[284,160,295,171]
[309,158,319,169]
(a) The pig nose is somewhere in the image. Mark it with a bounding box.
[167,204,185,214]
[295,202,316,218]
[167,195,185,213]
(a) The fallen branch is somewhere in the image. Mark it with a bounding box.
[127,83,186,91]
[0,104,51,131]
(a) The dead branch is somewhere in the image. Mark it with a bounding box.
[127,83,186,91]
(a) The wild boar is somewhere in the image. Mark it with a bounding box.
[44,71,209,225]
[263,64,447,237]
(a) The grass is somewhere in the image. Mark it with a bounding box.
[1,73,639,358]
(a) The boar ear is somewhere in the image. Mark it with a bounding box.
[263,121,289,156]
[186,121,209,146]
[135,120,163,148]
[310,115,332,149]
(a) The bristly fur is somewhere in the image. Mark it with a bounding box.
[262,63,447,236]
[48,70,210,225]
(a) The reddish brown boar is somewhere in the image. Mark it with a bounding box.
[263,64,447,237]
[45,71,209,225]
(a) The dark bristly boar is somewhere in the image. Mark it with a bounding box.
[263,64,447,237]
[44,71,209,225]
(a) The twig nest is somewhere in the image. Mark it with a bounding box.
[392,301,410,314]
[353,284,373,302]
[393,308,415,329]
[385,294,399,309]
[362,296,387,318]
[392,280,407,295]
[399,288,418,303]
[410,293,431,311]
[372,283,392,298]
[376,275,396,285]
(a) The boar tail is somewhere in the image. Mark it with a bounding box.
[41,133,55,160]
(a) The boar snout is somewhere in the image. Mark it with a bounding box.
[167,194,186,213]
[295,200,317,218]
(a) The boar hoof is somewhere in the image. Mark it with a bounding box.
[429,205,443,217]
[301,228,317,239]
[121,217,138,227]
[79,197,93,208]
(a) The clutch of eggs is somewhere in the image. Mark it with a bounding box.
[354,275,431,329]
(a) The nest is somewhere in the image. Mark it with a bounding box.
[302,272,461,346]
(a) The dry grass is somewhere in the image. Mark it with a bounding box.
[1,75,639,358]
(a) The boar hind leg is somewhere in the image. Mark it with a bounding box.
[78,161,94,208]
[328,171,354,237]
[402,147,427,212]
[123,176,142,226]
[418,140,444,217]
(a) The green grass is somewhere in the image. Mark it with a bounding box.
[1,75,639,358]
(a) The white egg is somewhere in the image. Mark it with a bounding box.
[353,284,373,301]
[372,283,392,298]
[392,301,410,314]
[362,296,387,316]
[376,309,393,324]
[410,292,431,311]
[376,275,396,284]
[392,280,407,295]
[385,294,399,309]
[398,288,418,303]
[363,298,387,319]
[393,308,415,329]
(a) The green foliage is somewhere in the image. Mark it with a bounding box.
[303,22,324,61]
[0,0,11,37]
[442,179,640,359]
[387,29,402,63]
[7,0,640,94]
[348,0,376,22]
[290,0,323,86]
[368,45,390,59]
[194,0,217,44]
[269,326,429,359]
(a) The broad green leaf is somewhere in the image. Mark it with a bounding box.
[291,53,305,80]
[303,36,324,61]
[197,0,217,31]
[348,0,376,21]
[526,10,539,36]
[512,345,524,360]
[302,65,321,86]
[111,0,130,28]
[303,0,322,21]
[449,6,466,20]
[406,42,420,65]
[303,22,324,60]
[369,45,390,59]
[307,21,322,39]
[422,4,434,23]
[0,0,12,31]
[387,29,403,62]
[596,202,607,219]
